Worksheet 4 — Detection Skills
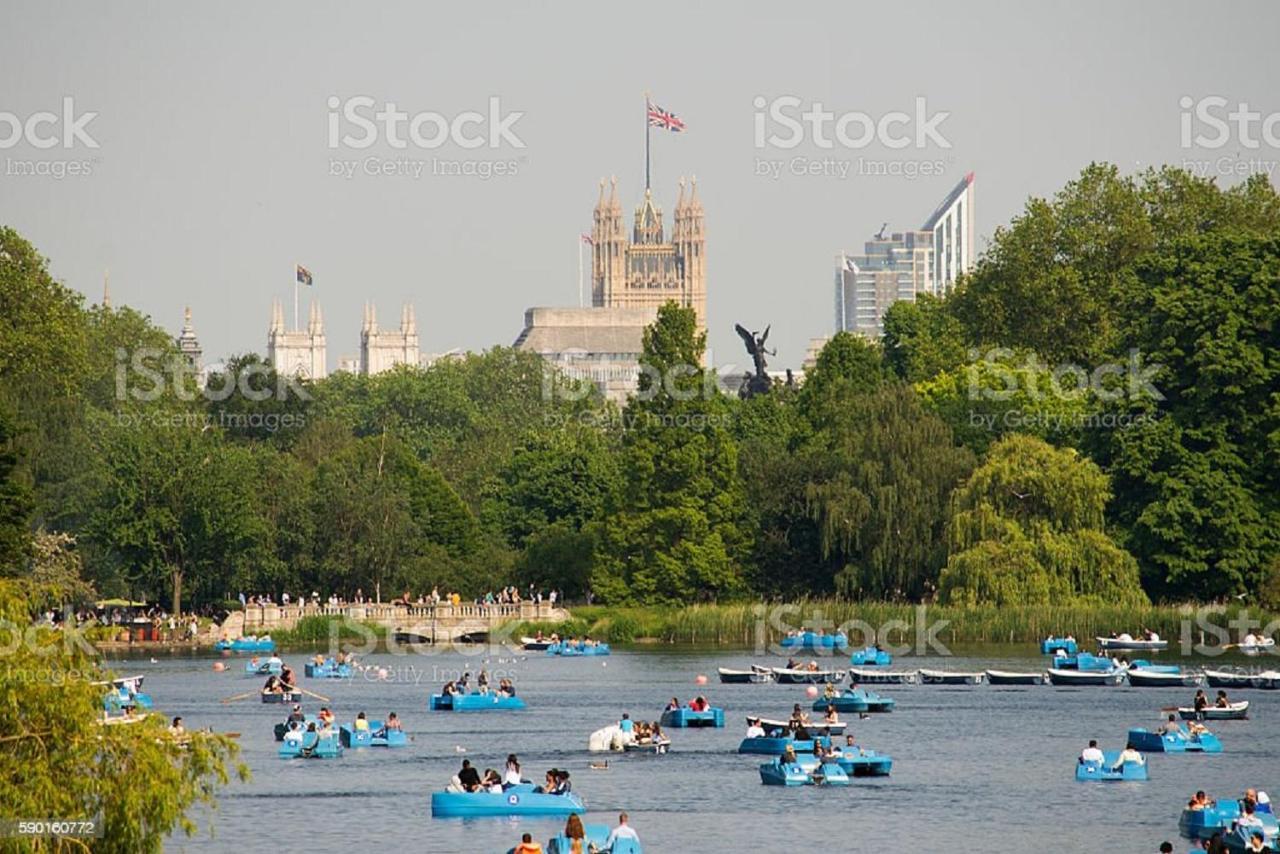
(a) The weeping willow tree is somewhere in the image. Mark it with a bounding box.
[804,384,975,600]
[938,434,1146,606]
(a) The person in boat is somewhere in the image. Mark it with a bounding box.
[1112,743,1144,770]
[650,723,670,751]
[442,680,459,697]
[605,812,641,852]
[481,768,503,793]
[785,657,800,670]
[689,696,709,713]
[513,832,543,854]
[1243,831,1267,853]
[1216,690,1232,708]
[266,653,283,669]
[618,712,634,736]
[823,705,839,725]
[262,674,283,694]
[498,678,516,697]
[1080,739,1105,764]
[823,682,837,701]
[169,716,185,737]
[311,653,325,666]
[665,697,680,712]
[455,759,482,793]
[1187,790,1210,810]
[1236,800,1264,831]
[1244,631,1259,647]
[280,664,296,689]
[789,703,811,727]
[781,744,798,764]
[503,754,523,788]
[383,712,401,731]
[318,706,335,729]
[249,655,261,669]
[563,814,586,854]
[1158,713,1184,737]
[354,711,370,731]
[746,717,765,739]
[1194,689,1210,713]
[792,721,811,741]
[283,721,304,745]
[477,669,490,694]
[459,672,471,691]
[549,770,572,795]
[287,703,305,723]
[1187,720,1209,736]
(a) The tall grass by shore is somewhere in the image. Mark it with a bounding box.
[509,600,1276,648]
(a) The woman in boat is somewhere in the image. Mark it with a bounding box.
[1216,690,1231,708]
[442,680,459,696]
[781,744,798,765]
[262,674,283,694]
[481,768,503,793]
[665,697,680,712]
[513,832,543,854]
[535,769,557,794]
[650,723,670,751]
[690,696,708,712]
[477,669,490,694]
[354,711,369,731]
[1194,689,1209,713]
[498,678,516,697]
[563,815,586,854]
[553,770,572,794]
[745,717,765,739]
[1112,743,1144,769]
[503,754,523,788]
[823,682,837,700]
[280,665,296,689]
[823,705,839,725]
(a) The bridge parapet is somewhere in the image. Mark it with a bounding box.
[236,601,568,639]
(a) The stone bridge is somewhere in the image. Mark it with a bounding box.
[226,601,568,644]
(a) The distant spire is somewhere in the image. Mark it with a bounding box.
[183,305,193,330]
[368,302,377,332]
[102,269,111,308]
[270,298,284,333]
[676,176,686,209]
[313,301,324,335]
[608,175,620,212]
[596,178,607,210]
[402,302,417,335]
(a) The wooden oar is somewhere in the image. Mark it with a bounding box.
[294,686,330,702]
[221,691,256,704]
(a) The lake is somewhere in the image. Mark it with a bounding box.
[110,645,1280,853]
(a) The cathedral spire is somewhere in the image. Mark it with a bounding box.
[270,298,284,333]
[102,269,111,308]
[402,302,417,335]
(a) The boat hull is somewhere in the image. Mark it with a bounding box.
[429,693,526,711]
[546,642,610,656]
[773,668,845,685]
[261,690,301,703]
[278,732,343,759]
[1178,702,1249,721]
[1127,669,1200,687]
[814,688,895,713]
[660,707,724,728]
[1205,669,1280,690]
[1047,667,1124,686]
[431,786,585,817]
[718,668,772,684]
[918,669,984,685]
[758,759,850,786]
[985,670,1045,685]
[1096,637,1168,651]
[1127,727,1223,753]
[849,668,916,684]
[339,722,407,748]
[834,750,892,777]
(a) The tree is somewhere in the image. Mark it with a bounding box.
[938,434,1146,606]
[798,332,890,423]
[0,580,246,852]
[882,294,966,383]
[592,302,749,603]
[0,410,33,573]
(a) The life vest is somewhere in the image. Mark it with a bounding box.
[513,843,543,854]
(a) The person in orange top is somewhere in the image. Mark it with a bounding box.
[513,832,543,854]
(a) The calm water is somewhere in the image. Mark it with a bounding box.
[106,646,1280,853]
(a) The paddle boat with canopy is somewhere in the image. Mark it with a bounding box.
[304,659,353,679]
[1040,637,1078,655]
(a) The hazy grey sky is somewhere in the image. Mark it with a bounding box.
[3,0,1277,369]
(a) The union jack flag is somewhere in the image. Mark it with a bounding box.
[647,102,685,132]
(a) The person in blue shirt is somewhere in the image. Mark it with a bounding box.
[605,812,640,851]
[618,713,634,734]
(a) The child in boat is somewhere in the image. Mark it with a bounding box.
[354,711,369,731]
[1194,690,1209,712]
[513,832,543,854]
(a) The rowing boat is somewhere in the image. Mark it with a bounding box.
[1096,635,1167,651]
[985,670,1045,685]
[772,666,845,685]
[849,667,916,684]
[1177,701,1249,721]
[1047,667,1124,686]
[918,669,984,685]
[718,667,772,684]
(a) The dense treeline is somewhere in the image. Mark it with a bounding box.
[0,164,1276,611]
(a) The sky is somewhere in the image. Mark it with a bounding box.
[2,0,1278,371]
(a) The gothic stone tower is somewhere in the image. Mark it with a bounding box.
[267,298,328,379]
[591,176,706,335]
[359,302,420,375]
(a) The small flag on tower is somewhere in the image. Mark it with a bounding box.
[580,233,593,245]
[296,264,313,286]
[647,102,686,133]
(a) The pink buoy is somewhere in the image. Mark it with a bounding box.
[805,685,819,698]
[695,674,708,685]
[377,668,389,680]
[212,661,225,672]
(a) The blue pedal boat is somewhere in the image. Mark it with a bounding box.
[1041,637,1078,655]
[1180,800,1279,840]
[1076,751,1148,781]
[848,646,892,666]
[781,631,848,652]
[815,687,895,713]
[304,661,352,679]
[339,721,407,748]
[542,824,642,854]
[833,748,893,777]
[274,715,318,741]
[1127,727,1223,753]
[1052,652,1114,671]
[759,757,850,786]
[429,692,526,711]
[738,734,832,755]
[278,731,343,759]
[546,641,611,656]
[1221,824,1279,853]
[245,658,283,676]
[215,636,275,653]
[660,706,725,728]
[430,785,586,817]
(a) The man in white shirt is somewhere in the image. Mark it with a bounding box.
[604,813,640,851]
[1080,739,1104,764]
[745,718,765,739]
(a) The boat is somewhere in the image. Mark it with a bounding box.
[1205,669,1280,690]
[1047,667,1125,686]
[430,785,585,817]
[848,646,892,666]
[1126,726,1223,753]
[754,716,846,735]
[1040,637,1078,655]
[278,730,343,759]
[660,706,724,728]
[758,756,850,786]
[303,661,352,679]
[1127,664,1200,688]
[718,667,773,684]
[541,824,642,854]
[814,686,896,713]
[274,715,317,741]
[849,667,917,685]
[833,747,892,777]
[521,636,553,651]
[1180,798,1280,841]
[245,658,283,676]
[215,635,275,653]
[96,675,154,711]
[339,720,407,748]
[1177,701,1249,721]
[1239,637,1277,656]
[918,668,984,685]
[429,692,526,711]
[1051,652,1115,671]
[546,641,611,656]
[738,733,832,755]
[780,631,848,652]
[771,666,845,685]
[1075,751,1148,781]
[261,689,302,703]
[1221,824,1280,853]
[1096,635,1168,652]
[985,670,1045,686]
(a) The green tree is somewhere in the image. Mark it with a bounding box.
[798,332,890,423]
[0,410,33,573]
[938,434,1146,606]
[882,294,967,383]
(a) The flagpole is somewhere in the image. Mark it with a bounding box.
[293,265,299,331]
[644,91,651,192]
[577,237,584,307]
